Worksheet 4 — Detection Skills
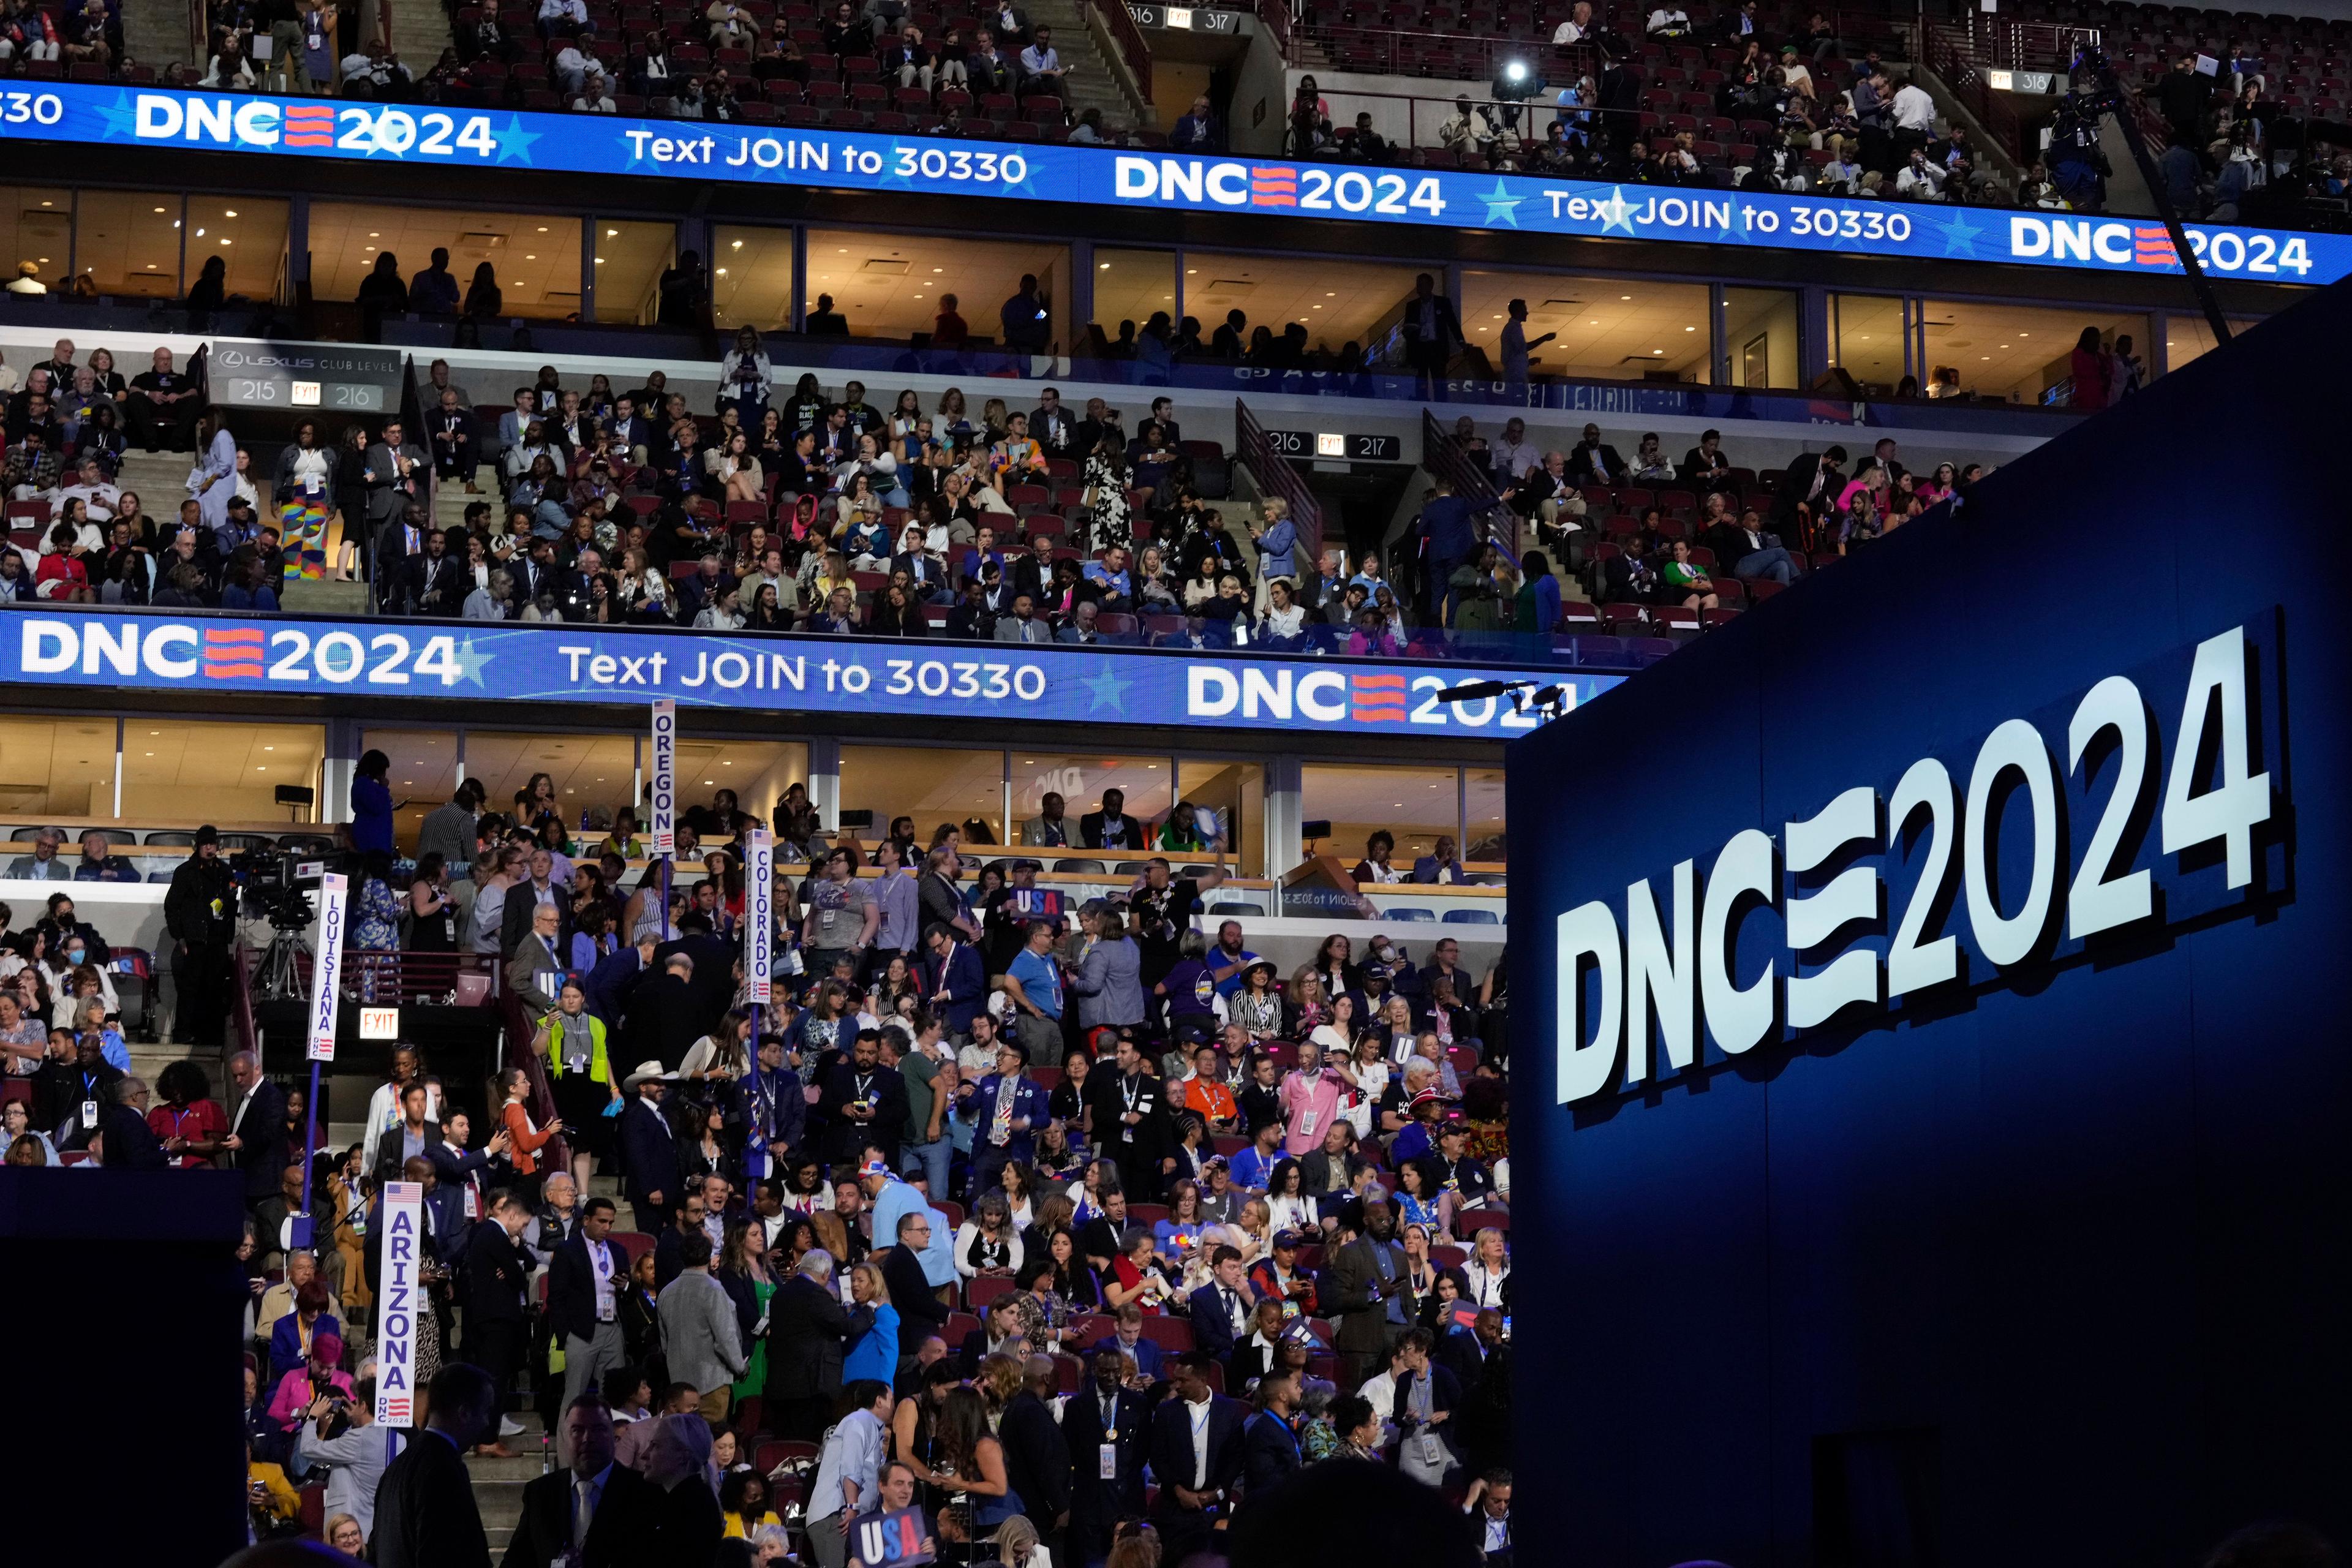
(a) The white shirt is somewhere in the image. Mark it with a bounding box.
[1184,1395,1213,1488]
[1891,83,1936,131]
[1895,161,1946,196]
[1551,19,1586,43]
[1360,1368,1399,1425]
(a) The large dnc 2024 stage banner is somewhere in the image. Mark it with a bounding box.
[0,609,1610,735]
[4,83,2343,286]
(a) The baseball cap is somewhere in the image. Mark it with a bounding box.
[1272,1228,1305,1250]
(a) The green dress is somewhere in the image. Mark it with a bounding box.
[734,1278,777,1399]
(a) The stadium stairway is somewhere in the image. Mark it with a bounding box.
[466,1408,550,1554]
[1023,0,1148,137]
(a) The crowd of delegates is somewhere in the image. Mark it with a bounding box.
[1401,412,2000,634]
[206,777,1517,1562]
[181,0,1125,146]
[0,0,129,81]
[355,357,1475,656]
[0,338,286,607]
[2138,47,2352,233]
[1282,6,2024,208]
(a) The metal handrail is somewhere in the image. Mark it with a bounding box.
[1086,0,1156,105]
[1419,406,1515,558]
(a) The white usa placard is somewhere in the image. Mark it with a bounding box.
[746,829,774,1003]
[374,1181,423,1427]
[305,872,349,1063]
[650,698,677,856]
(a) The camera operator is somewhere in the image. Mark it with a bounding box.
[164,825,236,1047]
[295,1374,386,1547]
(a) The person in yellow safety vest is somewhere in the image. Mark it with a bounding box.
[546,979,618,1193]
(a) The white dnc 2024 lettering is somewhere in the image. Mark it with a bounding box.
[1555,626,2274,1104]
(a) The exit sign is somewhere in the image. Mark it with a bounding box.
[360,1006,401,1040]
[1266,429,1403,462]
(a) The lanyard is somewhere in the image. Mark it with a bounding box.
[1120,1075,1141,1114]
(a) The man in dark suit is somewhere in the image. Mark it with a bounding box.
[1029,386,1076,458]
[462,1189,535,1457]
[427,388,479,489]
[604,394,654,464]
[507,900,568,1005]
[224,1049,287,1219]
[652,1188,712,1291]
[548,1197,630,1413]
[617,1065,682,1233]
[1237,1369,1305,1507]
[1184,1245,1258,1365]
[371,1362,499,1568]
[657,916,739,1022]
[625,951,709,1071]
[1000,1355,1072,1531]
[763,1251,853,1441]
[1397,272,1463,396]
[1008,532,1057,608]
[966,1039,1051,1196]
[1078,787,1144,852]
[1438,1307,1506,1399]
[1563,421,1629,488]
[881,1210,949,1350]
[499,848,569,960]
[919,923,986,1038]
[507,537,568,611]
[1325,1198,1411,1387]
[1061,1346,1148,1568]
[398,524,468,616]
[96,1076,168,1167]
[501,1393,668,1567]
[1147,1353,1245,1562]
[363,420,430,574]
[1774,443,1847,541]
[820,1029,910,1167]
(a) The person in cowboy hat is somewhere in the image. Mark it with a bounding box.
[617,1060,680,1232]
[1390,1086,1454,1168]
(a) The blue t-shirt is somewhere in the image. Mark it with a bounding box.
[1229,1143,1278,1190]
[1008,947,1063,1021]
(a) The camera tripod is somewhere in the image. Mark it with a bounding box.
[252,927,313,1003]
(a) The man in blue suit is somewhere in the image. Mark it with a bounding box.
[965,1038,1052,1198]
[1183,1244,1259,1365]
[1061,1346,1149,1568]
[1412,477,1479,621]
[1411,835,1469,884]
[919,922,986,1039]
[1087,1303,1166,1385]
[617,1063,681,1234]
[584,933,657,1030]
[1147,1352,1245,1562]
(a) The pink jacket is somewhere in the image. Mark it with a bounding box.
[267,1366,356,1430]
[1278,1068,1347,1157]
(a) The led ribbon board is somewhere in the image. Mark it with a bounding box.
[1,611,1610,738]
[4,83,2340,284]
